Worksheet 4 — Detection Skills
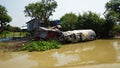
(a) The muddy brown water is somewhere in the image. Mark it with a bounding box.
[0,39,120,68]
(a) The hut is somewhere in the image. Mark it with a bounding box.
[34,27,61,40]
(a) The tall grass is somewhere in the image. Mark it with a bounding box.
[20,40,61,51]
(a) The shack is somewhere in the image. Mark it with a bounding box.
[26,18,41,32]
[34,27,61,40]
[26,18,96,42]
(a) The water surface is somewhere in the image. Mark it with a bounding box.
[0,39,120,68]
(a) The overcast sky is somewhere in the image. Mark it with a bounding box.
[0,0,109,28]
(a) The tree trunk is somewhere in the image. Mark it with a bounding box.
[0,22,3,33]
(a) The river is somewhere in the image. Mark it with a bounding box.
[0,39,120,68]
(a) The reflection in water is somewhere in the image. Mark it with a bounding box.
[81,45,95,51]
[75,44,95,52]
[0,52,38,68]
[0,39,120,68]
[0,52,13,61]
[79,40,116,64]
[52,52,79,66]
[113,41,120,62]
[68,63,120,68]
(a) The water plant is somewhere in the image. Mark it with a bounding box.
[20,40,61,51]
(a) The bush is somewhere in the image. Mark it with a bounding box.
[113,25,120,33]
[20,40,61,51]
[61,13,78,31]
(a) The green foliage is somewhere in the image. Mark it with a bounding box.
[105,0,120,23]
[77,11,110,38]
[20,40,61,51]
[103,0,120,37]
[0,14,12,23]
[0,4,12,23]
[61,13,78,31]
[113,25,120,33]
[13,27,21,32]
[4,26,21,32]
[0,31,27,38]
[60,11,114,38]
[77,11,102,29]
[0,4,12,32]
[6,25,14,32]
[105,0,120,12]
[0,5,7,14]
[24,0,57,20]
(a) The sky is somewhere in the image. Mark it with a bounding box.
[0,0,109,28]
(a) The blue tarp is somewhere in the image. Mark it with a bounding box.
[0,37,24,42]
[0,37,13,42]
[50,20,61,26]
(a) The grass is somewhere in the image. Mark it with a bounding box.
[0,31,27,38]
[20,40,61,52]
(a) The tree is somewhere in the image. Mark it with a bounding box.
[105,0,120,23]
[77,11,107,38]
[60,13,78,31]
[13,27,21,32]
[0,4,12,32]
[24,0,57,22]
[104,0,120,37]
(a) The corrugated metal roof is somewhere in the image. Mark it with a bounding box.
[39,27,60,32]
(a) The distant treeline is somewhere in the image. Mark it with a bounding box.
[60,12,120,38]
